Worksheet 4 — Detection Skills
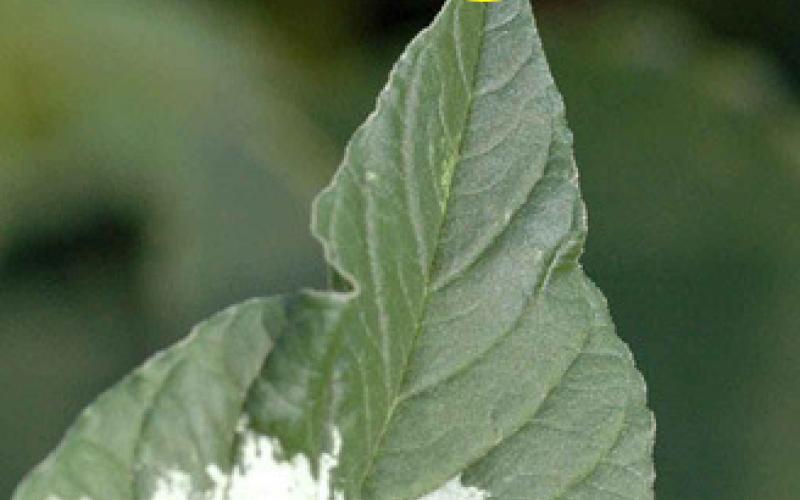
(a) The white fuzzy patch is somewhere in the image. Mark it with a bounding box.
[150,471,199,500]
[51,429,489,500]
[417,476,491,500]
[223,427,344,500]
[149,421,344,500]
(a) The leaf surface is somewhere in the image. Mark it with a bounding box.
[252,1,655,499]
[13,299,278,500]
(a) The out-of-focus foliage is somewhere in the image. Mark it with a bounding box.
[2,0,799,499]
[0,0,336,494]
[666,0,800,86]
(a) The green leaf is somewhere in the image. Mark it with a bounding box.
[13,299,277,500]
[14,1,654,499]
[253,0,654,499]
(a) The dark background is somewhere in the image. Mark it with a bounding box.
[2,0,799,498]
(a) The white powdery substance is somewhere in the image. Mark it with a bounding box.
[223,427,344,500]
[150,471,201,500]
[417,476,491,500]
[150,424,344,500]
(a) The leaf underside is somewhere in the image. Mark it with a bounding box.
[13,1,655,500]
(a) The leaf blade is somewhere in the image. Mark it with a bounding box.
[300,1,655,498]
[13,299,278,500]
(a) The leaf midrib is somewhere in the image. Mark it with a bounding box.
[355,4,491,495]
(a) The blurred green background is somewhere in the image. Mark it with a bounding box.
[2,0,798,498]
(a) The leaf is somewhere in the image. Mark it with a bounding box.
[14,1,654,499]
[252,0,655,499]
[13,299,278,500]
